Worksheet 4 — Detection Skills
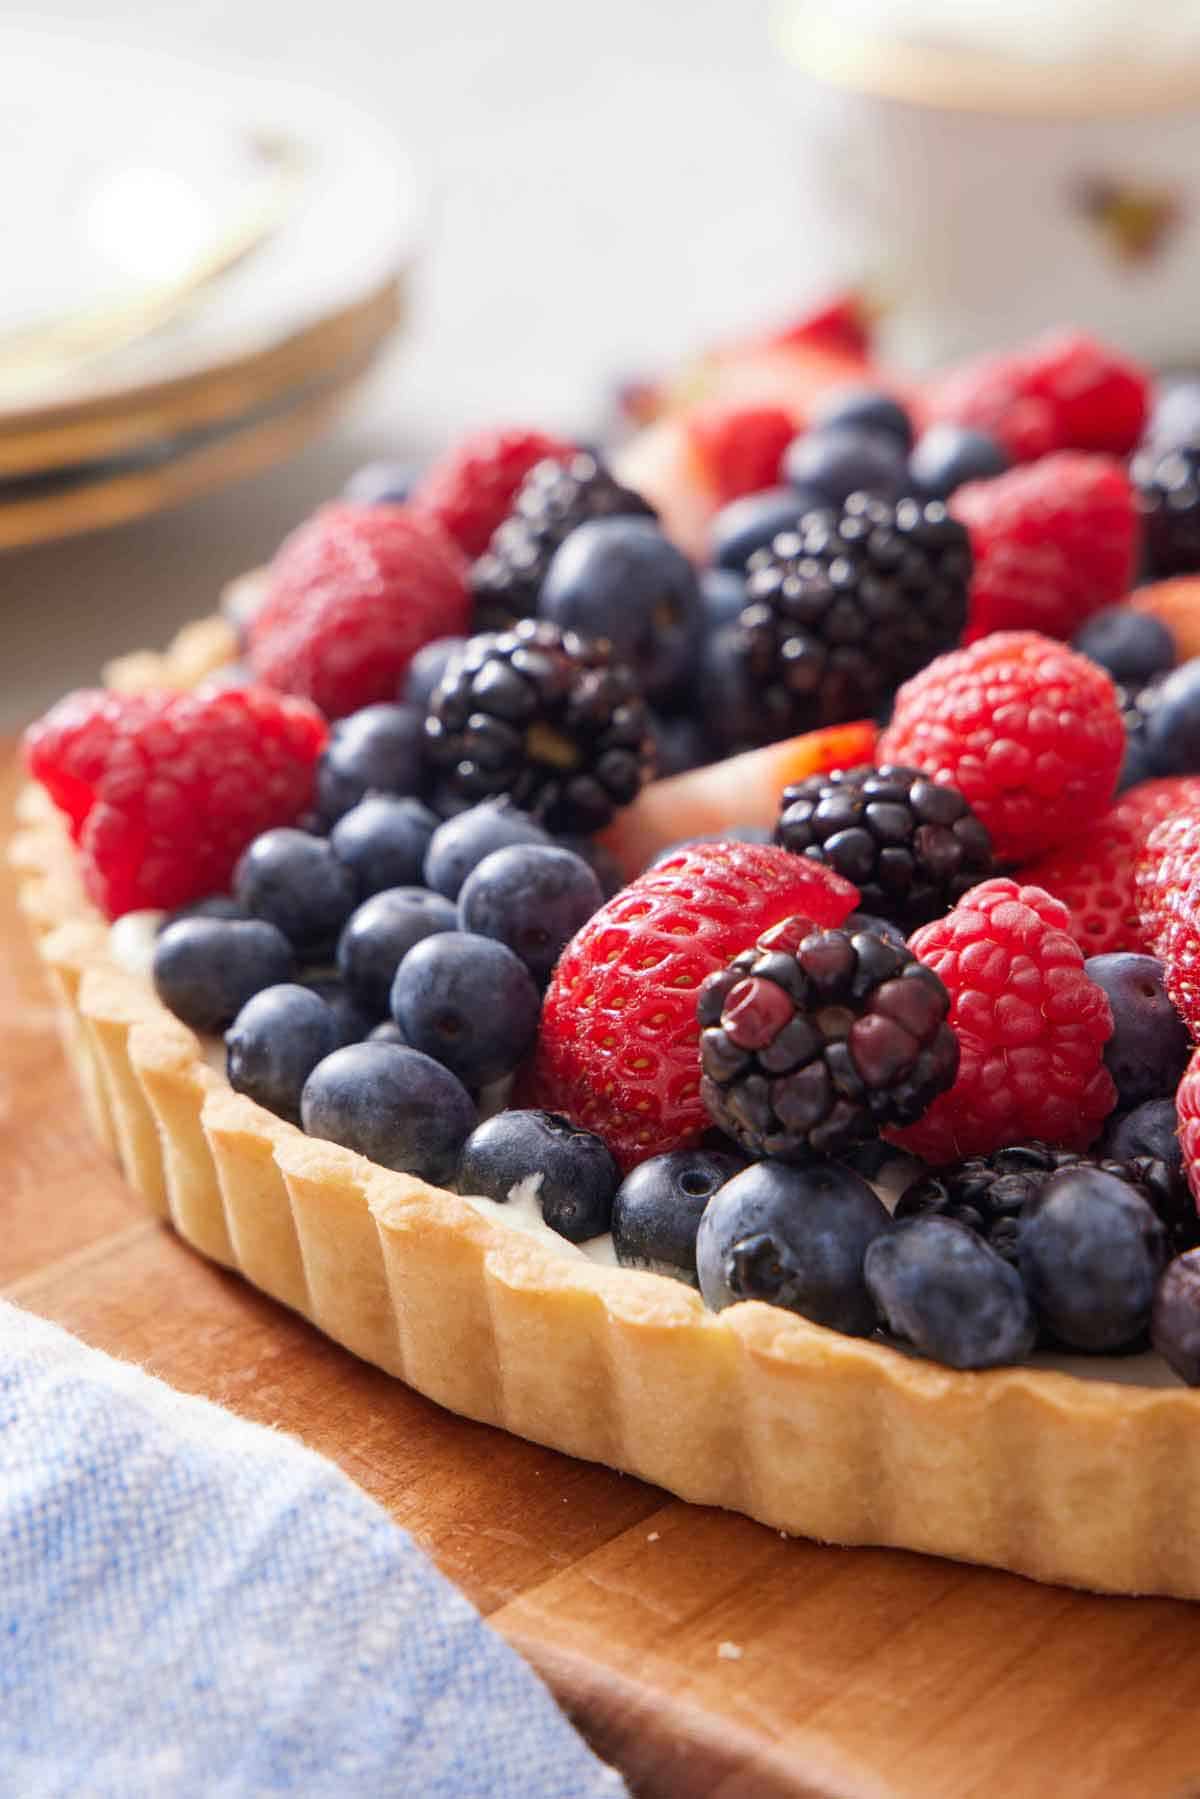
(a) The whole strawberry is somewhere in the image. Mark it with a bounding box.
[877,630,1125,863]
[531,841,859,1169]
[889,879,1118,1165]
[953,452,1138,643]
[248,503,470,719]
[24,685,327,919]
[410,426,576,558]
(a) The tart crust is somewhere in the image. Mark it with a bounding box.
[13,614,1200,1603]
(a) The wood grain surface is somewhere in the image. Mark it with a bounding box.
[5,744,1200,1799]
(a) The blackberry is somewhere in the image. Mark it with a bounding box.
[469,452,656,628]
[734,494,972,744]
[775,763,993,932]
[423,619,653,834]
[697,917,958,1161]
[1133,439,1200,578]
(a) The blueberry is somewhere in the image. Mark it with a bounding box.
[390,931,540,1087]
[1144,658,1200,775]
[160,894,247,932]
[612,1149,744,1285]
[331,795,439,898]
[456,1108,619,1241]
[301,1042,476,1183]
[1018,1166,1168,1351]
[153,918,295,1034]
[1118,728,1158,792]
[864,1215,1036,1369]
[1103,1096,1181,1172]
[226,984,341,1124]
[556,834,625,899]
[697,624,763,754]
[1073,606,1176,688]
[234,829,357,959]
[458,845,602,985]
[1152,1250,1200,1383]
[298,973,377,1043]
[403,636,467,711]
[709,488,818,572]
[369,1018,408,1044]
[317,703,425,823]
[695,1159,891,1334]
[907,423,1009,499]
[342,460,417,506]
[1084,953,1190,1108]
[649,710,709,777]
[699,567,749,632]
[423,800,550,901]
[782,427,907,506]
[812,387,914,452]
[336,887,458,1015]
[540,517,701,697]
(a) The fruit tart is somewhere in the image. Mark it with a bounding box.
[18,315,1200,1604]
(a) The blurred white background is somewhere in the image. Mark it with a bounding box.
[2,0,811,727]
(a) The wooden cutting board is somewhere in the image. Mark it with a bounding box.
[6,744,1200,1799]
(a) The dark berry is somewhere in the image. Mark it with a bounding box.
[330,795,438,899]
[457,1108,619,1241]
[699,566,749,630]
[612,1148,744,1286]
[1133,440,1200,577]
[864,1215,1036,1369]
[422,799,550,901]
[390,931,541,1087]
[540,517,701,699]
[226,983,341,1124]
[424,619,653,834]
[812,387,914,452]
[298,973,376,1044]
[1084,953,1190,1108]
[907,423,1009,499]
[1152,1250,1200,1384]
[403,636,467,711]
[556,834,625,899]
[775,763,993,933]
[153,917,295,1035]
[369,1019,408,1045]
[301,1042,476,1183]
[697,623,763,754]
[316,703,425,824]
[1018,1166,1168,1351]
[160,894,248,931]
[698,919,958,1161]
[458,843,603,986]
[695,1158,891,1335]
[1073,606,1176,688]
[782,426,908,506]
[708,487,819,572]
[234,828,357,959]
[335,887,458,1016]
[649,710,708,777]
[1144,659,1200,776]
[1101,1099,1197,1255]
[342,460,416,506]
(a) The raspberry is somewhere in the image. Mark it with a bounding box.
[923,330,1150,462]
[952,453,1138,643]
[1176,1048,1200,1210]
[1136,805,1200,1035]
[248,504,470,719]
[889,879,1118,1165]
[410,426,575,559]
[685,403,796,505]
[1018,777,1200,956]
[531,841,860,1170]
[24,685,327,920]
[877,631,1124,863]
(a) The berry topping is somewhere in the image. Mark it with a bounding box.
[890,879,1117,1164]
[330,795,439,899]
[952,453,1138,644]
[1136,807,1200,1036]
[864,1216,1036,1369]
[611,1147,745,1286]
[709,489,814,572]
[403,636,468,712]
[1018,1165,1167,1352]
[248,504,470,720]
[532,840,859,1169]
[1142,660,1200,777]
[922,330,1149,461]
[907,423,1008,500]
[24,685,327,919]
[540,518,701,700]
[1083,954,1191,1111]
[424,619,653,834]
[1177,1046,1200,1212]
[809,386,914,452]
[297,974,376,1048]
[1133,440,1200,579]
[456,1109,619,1242]
[336,888,458,1019]
[422,800,550,901]
[152,917,295,1035]
[410,426,576,559]
[457,843,603,987]
[775,763,993,933]
[1101,1099,1196,1256]
[300,1042,476,1184]
[234,828,357,959]
[695,1159,891,1335]
[686,403,797,505]
[225,984,342,1125]
[1073,605,1177,689]
[1152,1251,1200,1385]
[315,703,426,824]
[390,931,541,1088]
[781,424,908,507]
[877,631,1124,863]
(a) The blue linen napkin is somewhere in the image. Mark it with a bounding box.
[0,1300,627,1798]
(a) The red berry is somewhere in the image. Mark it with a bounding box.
[410,426,575,559]
[1017,777,1200,956]
[889,878,1117,1164]
[531,841,860,1170]
[248,503,470,720]
[686,403,797,504]
[877,631,1124,863]
[1136,805,1200,1036]
[24,685,327,920]
[1175,1048,1200,1210]
[953,452,1138,643]
[922,329,1150,462]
